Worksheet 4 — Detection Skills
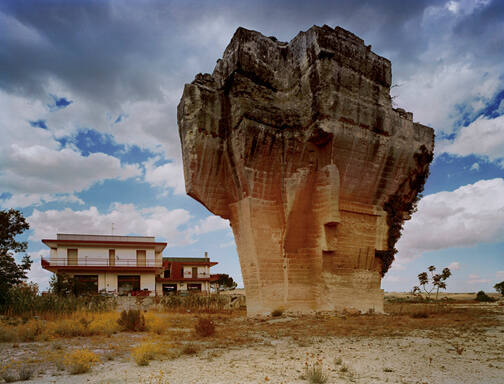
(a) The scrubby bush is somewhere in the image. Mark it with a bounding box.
[182,344,199,355]
[194,317,215,337]
[1,283,116,317]
[271,308,284,317]
[17,365,35,380]
[117,309,146,332]
[158,294,228,312]
[17,319,44,341]
[475,291,496,302]
[145,312,169,335]
[88,313,120,336]
[131,342,160,366]
[303,360,328,384]
[64,349,100,374]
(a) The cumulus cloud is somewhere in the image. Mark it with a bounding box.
[468,273,491,284]
[28,203,230,247]
[395,178,504,267]
[0,145,141,207]
[470,162,480,171]
[143,157,186,195]
[28,203,193,246]
[438,115,504,166]
[26,249,52,291]
[448,261,461,270]
[189,216,230,236]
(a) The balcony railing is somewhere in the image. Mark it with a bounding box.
[42,257,162,268]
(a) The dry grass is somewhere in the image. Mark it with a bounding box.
[63,349,100,374]
[0,300,500,382]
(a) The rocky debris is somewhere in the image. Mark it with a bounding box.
[178,25,434,316]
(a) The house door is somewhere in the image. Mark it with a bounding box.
[67,249,78,266]
[192,267,198,278]
[136,250,146,267]
[109,249,115,266]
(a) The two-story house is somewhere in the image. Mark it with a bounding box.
[41,234,218,296]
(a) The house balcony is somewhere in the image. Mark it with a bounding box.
[41,257,163,273]
[156,274,219,283]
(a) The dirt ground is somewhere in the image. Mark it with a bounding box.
[1,296,503,384]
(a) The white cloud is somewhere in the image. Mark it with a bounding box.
[395,178,504,267]
[189,216,230,236]
[470,162,480,171]
[219,240,236,248]
[448,262,461,270]
[1,193,84,209]
[26,249,52,291]
[0,144,141,207]
[394,62,502,134]
[439,115,504,166]
[28,203,194,247]
[28,204,230,249]
[468,273,491,284]
[496,271,504,279]
[143,157,186,195]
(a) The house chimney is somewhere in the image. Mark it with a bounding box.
[204,251,208,260]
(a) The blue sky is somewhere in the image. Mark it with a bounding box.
[0,0,503,293]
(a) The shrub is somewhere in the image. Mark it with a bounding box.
[145,312,169,335]
[194,317,215,337]
[1,370,17,383]
[271,308,284,317]
[17,320,44,342]
[117,309,145,332]
[18,365,34,380]
[475,291,496,302]
[304,361,328,384]
[88,313,120,336]
[64,349,100,374]
[52,319,91,337]
[410,311,429,319]
[131,342,160,366]
[182,344,199,355]
[0,324,17,342]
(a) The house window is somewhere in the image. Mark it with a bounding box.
[74,275,98,295]
[67,249,78,266]
[192,267,198,278]
[118,275,140,295]
[136,250,146,267]
[187,283,201,291]
[109,249,115,266]
[164,268,171,278]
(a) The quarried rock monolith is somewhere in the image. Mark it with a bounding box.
[178,25,434,315]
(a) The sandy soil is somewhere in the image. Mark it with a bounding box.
[2,301,503,384]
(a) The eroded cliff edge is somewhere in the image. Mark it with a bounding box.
[178,25,434,315]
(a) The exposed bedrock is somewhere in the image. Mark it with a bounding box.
[178,25,434,315]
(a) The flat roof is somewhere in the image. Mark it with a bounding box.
[163,257,209,262]
[57,234,156,242]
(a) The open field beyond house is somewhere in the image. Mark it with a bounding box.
[0,295,503,384]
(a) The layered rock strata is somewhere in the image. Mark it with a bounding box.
[178,25,434,315]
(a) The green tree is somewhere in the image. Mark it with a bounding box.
[49,273,76,296]
[0,209,32,309]
[494,281,504,297]
[412,265,452,300]
[215,274,237,290]
[0,209,32,283]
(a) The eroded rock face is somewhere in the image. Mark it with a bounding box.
[178,25,434,315]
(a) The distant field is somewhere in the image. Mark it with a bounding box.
[385,291,501,301]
